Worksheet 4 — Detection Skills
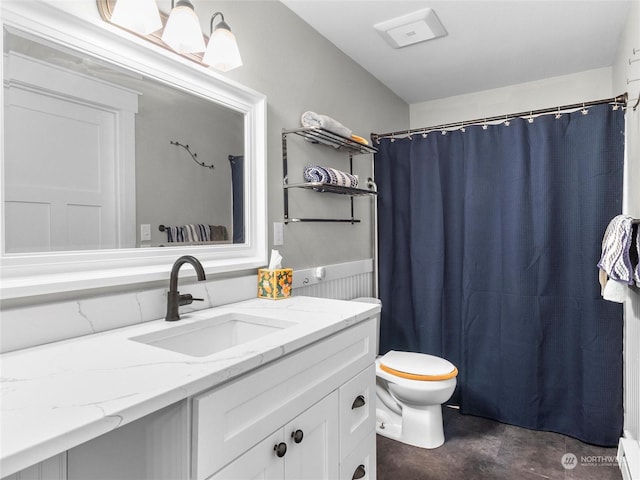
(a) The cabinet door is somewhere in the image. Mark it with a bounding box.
[284,391,339,480]
[209,430,285,480]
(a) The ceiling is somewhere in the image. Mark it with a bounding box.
[280,1,632,104]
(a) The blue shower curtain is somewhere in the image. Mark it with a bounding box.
[375,104,624,446]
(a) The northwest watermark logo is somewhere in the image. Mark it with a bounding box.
[561,452,618,469]
[561,453,577,470]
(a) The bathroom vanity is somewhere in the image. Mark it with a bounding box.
[0,296,379,480]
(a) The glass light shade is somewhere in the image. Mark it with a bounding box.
[161,4,206,54]
[110,0,162,35]
[203,28,242,72]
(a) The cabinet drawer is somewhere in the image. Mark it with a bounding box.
[339,364,376,461]
[340,429,376,480]
[192,318,376,480]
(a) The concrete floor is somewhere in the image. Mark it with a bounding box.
[377,407,622,480]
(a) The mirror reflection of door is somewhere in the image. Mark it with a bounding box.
[3,29,245,254]
[3,52,137,253]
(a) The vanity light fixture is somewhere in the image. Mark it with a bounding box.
[98,0,243,71]
[161,0,206,54]
[110,0,162,35]
[203,12,243,72]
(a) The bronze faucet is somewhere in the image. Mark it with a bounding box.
[166,255,206,321]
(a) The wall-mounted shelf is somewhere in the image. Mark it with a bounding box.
[282,127,377,224]
[284,182,376,196]
[283,127,378,155]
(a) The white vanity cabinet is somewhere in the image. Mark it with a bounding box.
[1,315,377,480]
[192,318,377,480]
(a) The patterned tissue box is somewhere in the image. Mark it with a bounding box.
[257,268,293,299]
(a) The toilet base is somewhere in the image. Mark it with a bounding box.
[375,403,446,449]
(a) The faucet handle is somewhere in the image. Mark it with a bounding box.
[178,293,204,306]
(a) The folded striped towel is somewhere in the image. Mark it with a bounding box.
[597,215,635,285]
[303,165,358,188]
[301,111,352,139]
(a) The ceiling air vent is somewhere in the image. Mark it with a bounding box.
[374,8,446,49]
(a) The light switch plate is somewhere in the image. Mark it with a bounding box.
[140,224,151,241]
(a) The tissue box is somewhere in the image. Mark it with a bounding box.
[258,268,293,300]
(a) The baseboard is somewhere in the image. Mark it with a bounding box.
[618,437,640,480]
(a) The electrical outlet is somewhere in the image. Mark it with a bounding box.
[273,222,284,246]
[140,224,151,241]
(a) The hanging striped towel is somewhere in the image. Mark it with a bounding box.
[166,226,185,243]
[164,224,217,243]
[597,215,635,285]
[635,226,640,286]
[303,165,358,188]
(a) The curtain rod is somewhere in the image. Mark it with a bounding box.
[371,93,628,141]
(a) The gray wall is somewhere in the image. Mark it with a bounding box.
[189,0,409,269]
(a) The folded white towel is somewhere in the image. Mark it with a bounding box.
[301,111,352,139]
[597,215,634,284]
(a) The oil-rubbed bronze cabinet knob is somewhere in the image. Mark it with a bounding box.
[291,429,304,444]
[274,442,287,458]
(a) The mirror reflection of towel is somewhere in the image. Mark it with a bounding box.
[164,224,227,243]
[210,225,228,241]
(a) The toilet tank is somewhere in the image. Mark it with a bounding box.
[351,297,382,355]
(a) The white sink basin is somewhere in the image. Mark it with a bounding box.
[130,313,297,357]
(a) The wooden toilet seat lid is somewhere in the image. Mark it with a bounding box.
[379,350,458,381]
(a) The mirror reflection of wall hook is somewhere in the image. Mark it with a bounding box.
[170,140,215,170]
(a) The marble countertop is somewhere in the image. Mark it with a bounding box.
[0,296,380,477]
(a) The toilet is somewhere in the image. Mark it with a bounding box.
[352,297,458,449]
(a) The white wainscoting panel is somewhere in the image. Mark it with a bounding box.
[292,260,374,301]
